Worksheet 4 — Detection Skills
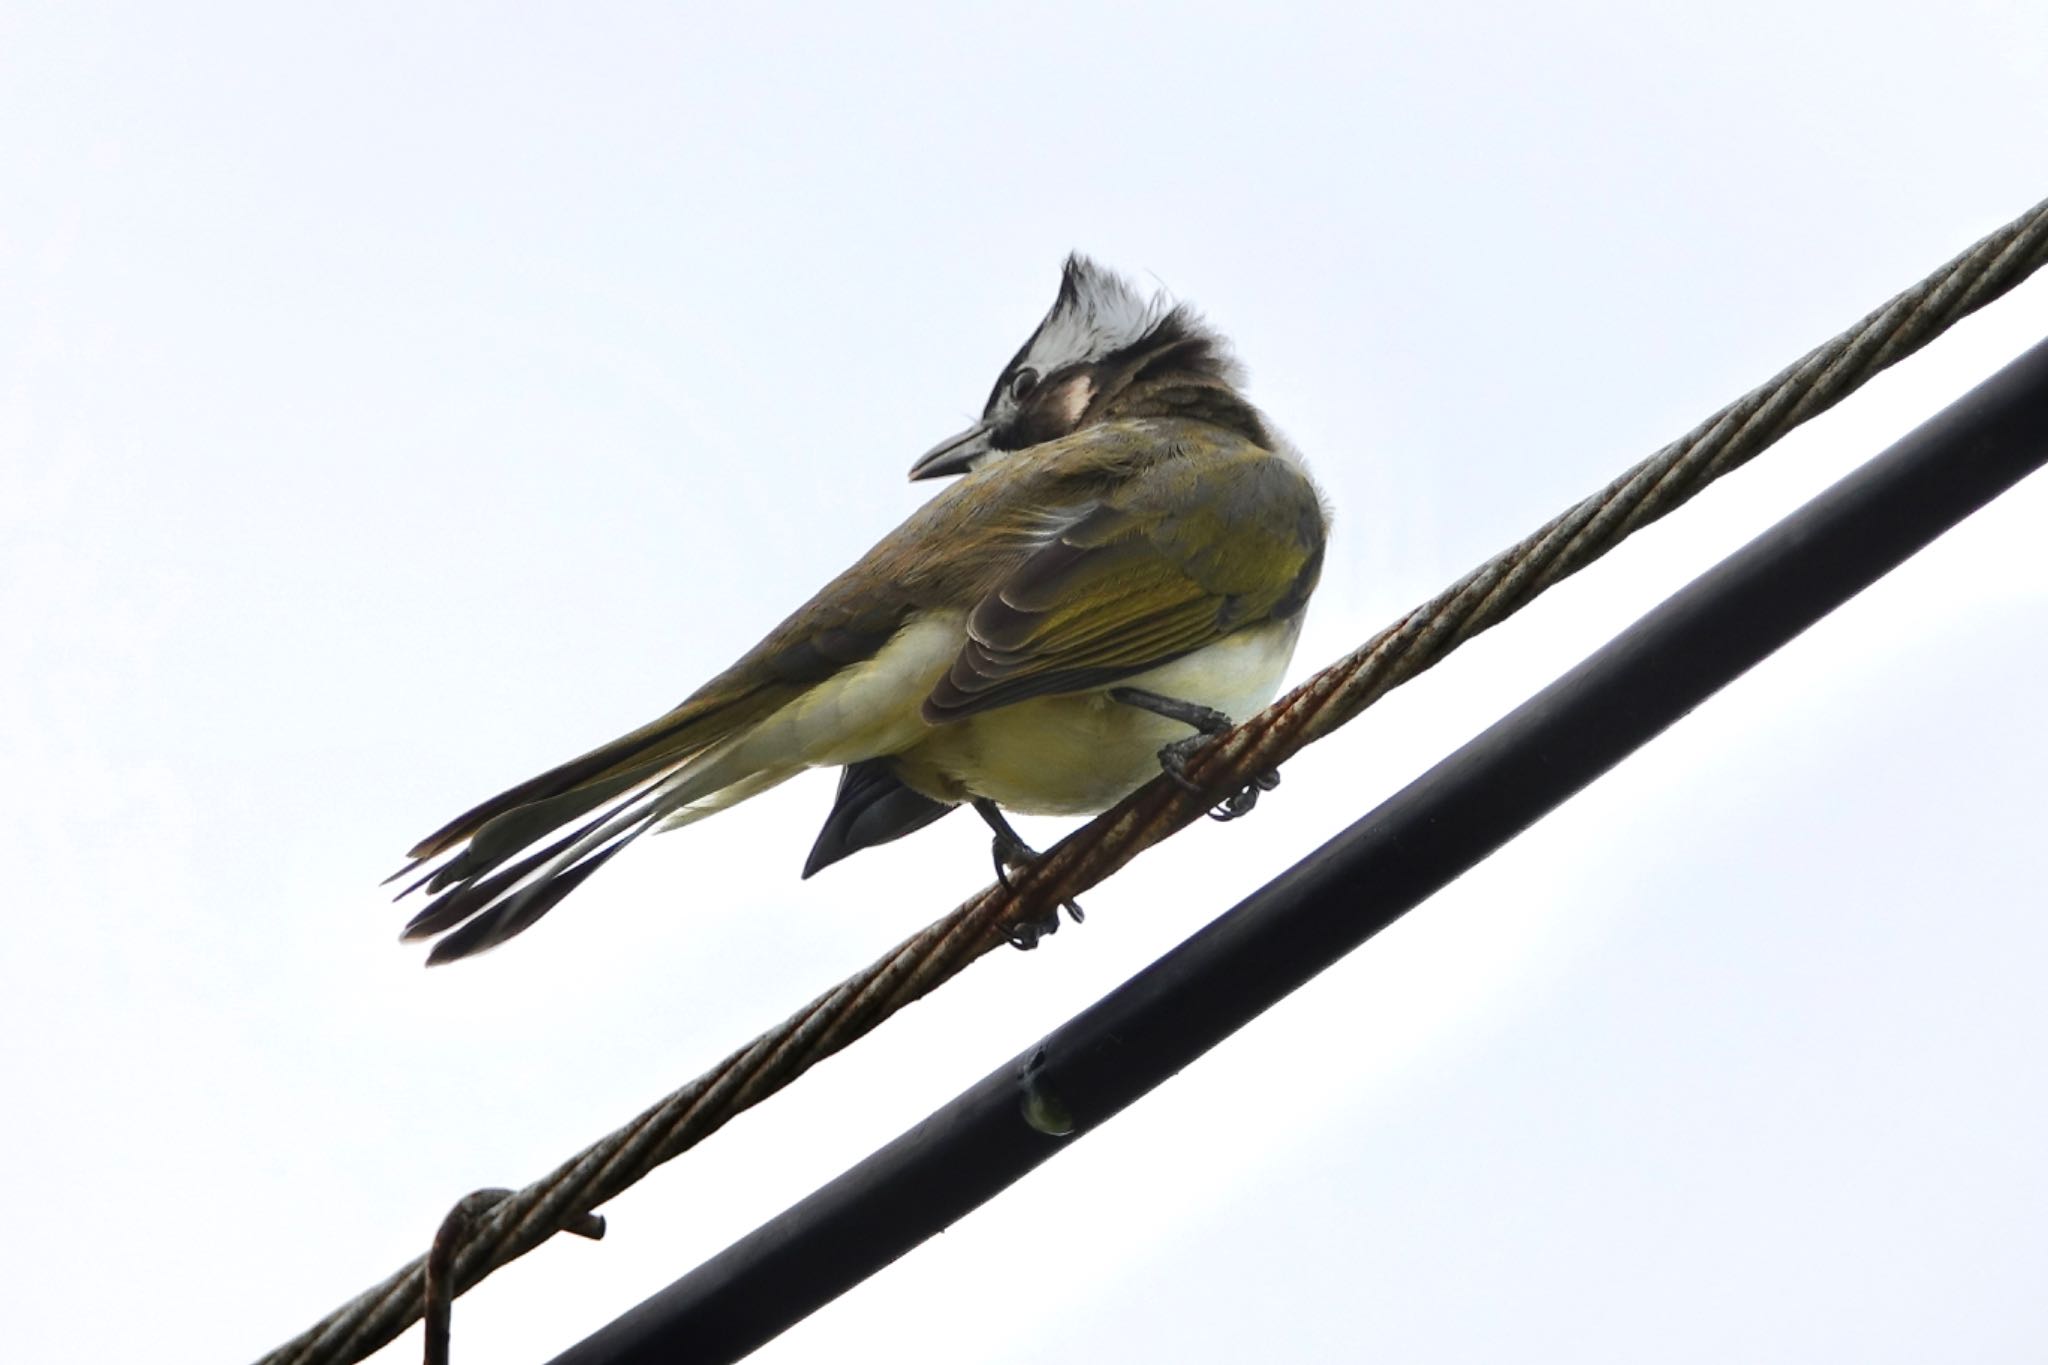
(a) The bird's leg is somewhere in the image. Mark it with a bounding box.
[1108,686,1281,822]
[972,798,1084,949]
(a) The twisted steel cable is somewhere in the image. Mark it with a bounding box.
[258,194,2048,1365]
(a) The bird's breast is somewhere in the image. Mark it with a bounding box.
[897,617,1304,815]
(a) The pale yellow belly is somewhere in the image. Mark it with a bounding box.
[897,617,1303,815]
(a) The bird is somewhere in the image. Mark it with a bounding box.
[392,255,1329,963]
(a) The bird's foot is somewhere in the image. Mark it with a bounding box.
[1117,687,1282,822]
[975,799,1083,949]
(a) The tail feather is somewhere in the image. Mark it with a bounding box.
[393,682,796,961]
[400,803,626,941]
[415,763,665,897]
[401,776,674,963]
[407,737,785,962]
[424,831,647,965]
[398,689,764,867]
[392,596,949,961]
[652,765,802,833]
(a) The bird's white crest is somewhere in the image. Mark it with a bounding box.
[1018,255,1174,374]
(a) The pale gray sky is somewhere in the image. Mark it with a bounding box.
[4,4,2046,1362]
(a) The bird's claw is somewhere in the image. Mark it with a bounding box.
[1158,734,1211,796]
[1207,767,1281,821]
[1005,908,1064,950]
[1155,737,1282,821]
[990,833,1083,950]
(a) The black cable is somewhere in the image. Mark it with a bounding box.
[548,334,2048,1365]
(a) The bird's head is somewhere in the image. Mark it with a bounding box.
[908,254,1246,480]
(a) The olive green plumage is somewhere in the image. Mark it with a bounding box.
[395,255,1328,962]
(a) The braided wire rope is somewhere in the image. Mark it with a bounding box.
[259,194,2048,1365]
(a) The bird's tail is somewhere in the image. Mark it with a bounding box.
[391,687,790,964]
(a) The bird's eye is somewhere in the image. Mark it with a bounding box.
[1009,368,1040,402]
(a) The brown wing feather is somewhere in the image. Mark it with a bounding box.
[923,443,1324,721]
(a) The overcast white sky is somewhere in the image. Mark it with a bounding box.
[5,4,2047,1362]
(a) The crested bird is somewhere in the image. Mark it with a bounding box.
[394,255,1329,963]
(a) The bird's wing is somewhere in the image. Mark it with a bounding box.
[923,441,1325,721]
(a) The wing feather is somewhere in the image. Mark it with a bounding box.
[923,444,1324,721]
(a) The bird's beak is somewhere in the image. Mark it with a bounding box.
[908,421,993,481]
